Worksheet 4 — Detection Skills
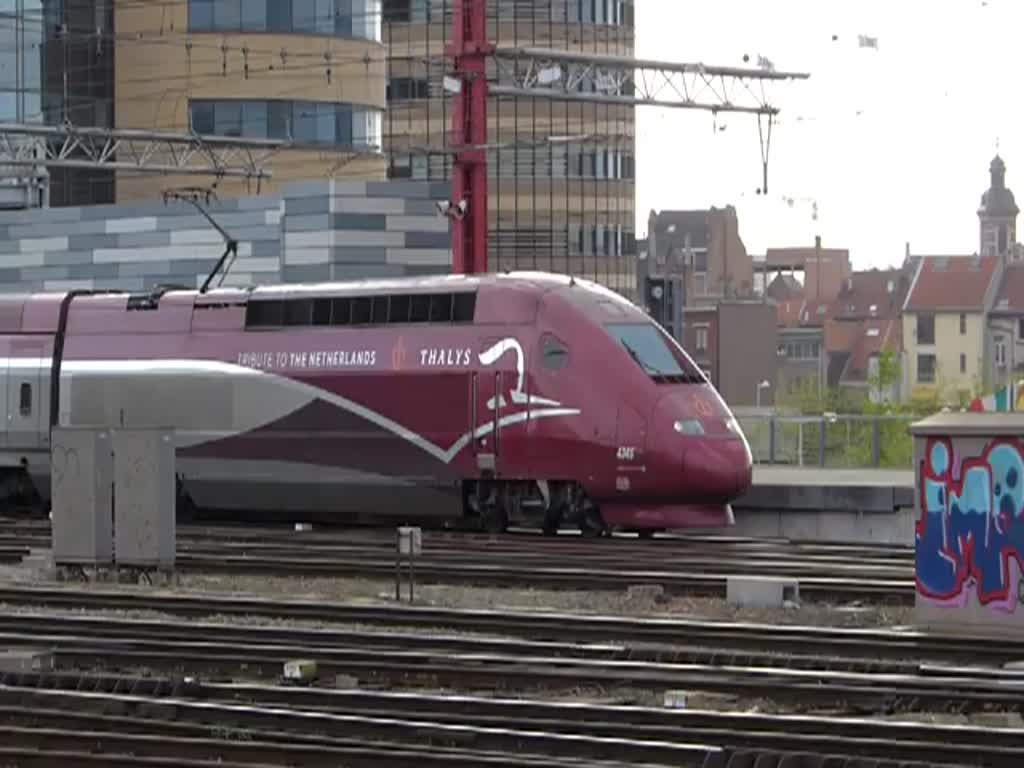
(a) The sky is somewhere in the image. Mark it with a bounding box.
[635,0,1020,270]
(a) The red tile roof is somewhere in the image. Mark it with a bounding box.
[992,262,1024,313]
[903,254,999,312]
[826,267,910,384]
[833,268,907,319]
[843,316,901,382]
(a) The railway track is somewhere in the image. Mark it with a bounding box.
[0,585,974,664]
[0,671,1016,767]
[0,602,1022,713]
[0,602,1015,670]
[0,519,916,602]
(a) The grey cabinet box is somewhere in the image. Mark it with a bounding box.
[112,428,176,569]
[51,427,113,566]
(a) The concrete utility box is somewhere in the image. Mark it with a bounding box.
[112,428,176,570]
[911,412,1024,635]
[50,427,113,567]
[726,575,800,608]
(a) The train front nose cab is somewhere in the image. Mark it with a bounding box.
[676,426,752,499]
[652,390,754,501]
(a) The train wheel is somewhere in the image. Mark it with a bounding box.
[542,504,563,536]
[481,503,508,535]
[579,505,606,538]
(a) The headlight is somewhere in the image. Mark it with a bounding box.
[724,418,741,435]
[674,419,705,435]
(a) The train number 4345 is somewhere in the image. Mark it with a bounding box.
[616,446,637,461]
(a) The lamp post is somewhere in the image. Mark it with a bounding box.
[756,379,771,409]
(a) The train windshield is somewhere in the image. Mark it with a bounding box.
[606,323,704,383]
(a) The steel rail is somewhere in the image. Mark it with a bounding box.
[0,674,1017,767]
[0,610,1001,675]
[0,586,996,664]
[0,619,1021,711]
[0,722,642,768]
[0,516,918,557]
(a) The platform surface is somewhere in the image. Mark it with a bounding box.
[752,466,914,488]
[731,464,917,545]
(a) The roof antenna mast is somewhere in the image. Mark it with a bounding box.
[162,186,239,293]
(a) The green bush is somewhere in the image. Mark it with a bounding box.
[771,346,927,469]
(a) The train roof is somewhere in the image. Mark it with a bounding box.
[0,271,641,334]
[212,270,632,303]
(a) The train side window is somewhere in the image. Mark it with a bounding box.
[410,294,431,322]
[429,294,454,322]
[371,296,389,324]
[351,297,372,325]
[312,299,332,326]
[330,297,352,325]
[18,383,30,416]
[452,292,476,322]
[541,335,569,370]
[246,300,284,327]
[283,298,314,326]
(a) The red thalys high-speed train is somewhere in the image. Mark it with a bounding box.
[0,271,752,536]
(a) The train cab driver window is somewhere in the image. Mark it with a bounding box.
[541,335,569,370]
[18,383,30,416]
[606,323,702,382]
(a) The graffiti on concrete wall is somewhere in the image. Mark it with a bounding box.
[916,437,1024,609]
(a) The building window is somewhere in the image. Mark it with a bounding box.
[917,353,936,383]
[384,0,430,22]
[693,272,708,295]
[568,0,630,26]
[388,153,429,179]
[917,313,935,345]
[959,313,967,335]
[960,353,967,374]
[781,340,821,360]
[562,147,635,180]
[190,99,383,149]
[695,327,708,352]
[1018,318,1024,339]
[387,77,429,101]
[996,337,1007,367]
[189,0,383,41]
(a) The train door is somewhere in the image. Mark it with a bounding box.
[6,349,43,451]
[470,368,504,476]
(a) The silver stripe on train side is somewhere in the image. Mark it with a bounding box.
[25,357,581,464]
